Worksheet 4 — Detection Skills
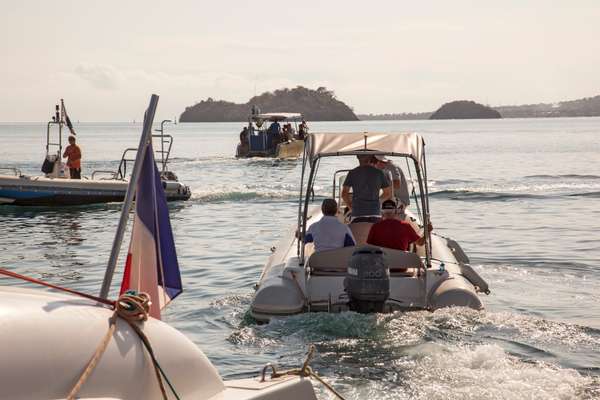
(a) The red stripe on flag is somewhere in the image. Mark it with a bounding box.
[119,253,133,295]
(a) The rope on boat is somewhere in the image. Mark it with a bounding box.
[261,345,347,400]
[67,291,180,400]
[0,267,115,307]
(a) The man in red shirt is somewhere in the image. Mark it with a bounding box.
[367,200,431,251]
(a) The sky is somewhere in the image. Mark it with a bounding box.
[1,0,599,121]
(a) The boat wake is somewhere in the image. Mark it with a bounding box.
[524,174,600,180]
[427,172,600,202]
[429,189,546,201]
[429,185,600,201]
[222,306,600,399]
[190,188,298,203]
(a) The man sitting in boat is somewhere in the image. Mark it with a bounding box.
[62,135,82,179]
[367,200,431,252]
[305,198,355,252]
[281,123,292,142]
[341,155,392,223]
[373,155,410,208]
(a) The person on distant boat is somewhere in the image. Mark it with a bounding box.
[282,124,292,142]
[298,120,308,140]
[373,155,410,208]
[239,126,249,145]
[268,120,281,136]
[62,135,82,179]
[367,200,431,252]
[304,199,355,252]
[342,155,392,223]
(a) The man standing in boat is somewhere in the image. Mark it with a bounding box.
[63,135,82,179]
[373,155,410,209]
[342,154,392,223]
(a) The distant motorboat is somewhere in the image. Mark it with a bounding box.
[236,111,306,159]
[251,132,490,322]
[0,103,191,206]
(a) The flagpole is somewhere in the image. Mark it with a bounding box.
[100,94,159,299]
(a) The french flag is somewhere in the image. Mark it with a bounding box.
[119,142,182,319]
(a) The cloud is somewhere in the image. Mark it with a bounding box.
[74,63,122,90]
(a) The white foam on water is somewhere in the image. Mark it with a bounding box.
[403,343,596,400]
[191,187,297,202]
[323,343,598,400]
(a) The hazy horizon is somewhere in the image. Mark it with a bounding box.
[1,1,599,122]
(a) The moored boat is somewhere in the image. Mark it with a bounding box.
[0,95,319,400]
[0,102,191,206]
[236,111,306,159]
[250,131,490,322]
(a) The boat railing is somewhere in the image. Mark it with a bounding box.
[46,120,63,159]
[91,170,119,180]
[116,148,138,180]
[116,134,173,179]
[0,167,22,177]
[153,133,173,172]
[332,169,351,205]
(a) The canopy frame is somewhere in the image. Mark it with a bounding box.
[296,132,432,307]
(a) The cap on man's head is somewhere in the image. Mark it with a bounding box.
[68,135,76,142]
[374,154,389,162]
[382,199,397,211]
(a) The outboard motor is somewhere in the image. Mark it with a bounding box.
[344,245,390,313]
[160,170,178,181]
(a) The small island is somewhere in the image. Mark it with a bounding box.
[429,100,502,120]
[180,86,358,122]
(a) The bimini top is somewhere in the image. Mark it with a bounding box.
[306,132,425,164]
[251,113,303,122]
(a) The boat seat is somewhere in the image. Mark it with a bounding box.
[307,246,422,277]
[349,222,374,246]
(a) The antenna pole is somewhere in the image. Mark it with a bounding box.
[99,94,160,299]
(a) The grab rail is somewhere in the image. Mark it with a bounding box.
[91,170,119,180]
[0,167,22,176]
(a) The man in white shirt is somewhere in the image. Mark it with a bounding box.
[305,199,356,252]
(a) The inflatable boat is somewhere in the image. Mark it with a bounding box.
[251,132,490,322]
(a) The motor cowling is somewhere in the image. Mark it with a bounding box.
[344,245,390,313]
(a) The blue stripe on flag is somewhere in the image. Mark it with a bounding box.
[136,143,183,301]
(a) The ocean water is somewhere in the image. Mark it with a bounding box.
[0,117,599,399]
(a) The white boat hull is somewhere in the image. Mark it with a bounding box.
[0,286,317,399]
[0,174,191,206]
[251,210,488,322]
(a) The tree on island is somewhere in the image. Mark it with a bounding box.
[180,86,358,122]
[430,100,502,120]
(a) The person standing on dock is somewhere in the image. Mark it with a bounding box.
[63,135,82,179]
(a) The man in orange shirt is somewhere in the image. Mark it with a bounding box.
[63,135,82,179]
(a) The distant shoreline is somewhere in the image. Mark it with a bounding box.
[359,94,600,120]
